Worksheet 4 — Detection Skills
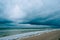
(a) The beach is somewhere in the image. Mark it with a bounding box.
[17,29,60,40]
[0,29,60,40]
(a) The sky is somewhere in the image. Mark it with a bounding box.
[0,0,60,28]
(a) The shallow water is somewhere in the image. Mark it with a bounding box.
[0,29,44,37]
[0,29,59,40]
[0,28,59,38]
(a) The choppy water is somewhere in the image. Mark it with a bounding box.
[0,29,45,37]
[0,28,59,38]
[0,29,59,40]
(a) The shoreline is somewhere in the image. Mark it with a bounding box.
[0,29,60,40]
[18,30,60,40]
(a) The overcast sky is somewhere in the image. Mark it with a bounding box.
[0,0,60,28]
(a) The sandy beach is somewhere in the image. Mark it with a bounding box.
[17,30,60,40]
[0,29,60,40]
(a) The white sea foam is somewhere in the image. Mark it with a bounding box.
[0,29,59,40]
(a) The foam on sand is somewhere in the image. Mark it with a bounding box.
[0,29,59,40]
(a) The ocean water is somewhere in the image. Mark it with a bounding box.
[0,29,59,40]
[0,29,44,37]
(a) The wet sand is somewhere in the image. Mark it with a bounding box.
[17,30,60,40]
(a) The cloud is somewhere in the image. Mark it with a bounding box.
[0,0,60,28]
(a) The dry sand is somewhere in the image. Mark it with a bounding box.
[17,30,60,40]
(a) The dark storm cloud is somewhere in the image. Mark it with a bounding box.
[0,0,60,28]
[24,0,60,27]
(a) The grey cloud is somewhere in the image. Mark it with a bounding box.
[0,0,60,28]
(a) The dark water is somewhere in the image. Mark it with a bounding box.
[0,29,44,37]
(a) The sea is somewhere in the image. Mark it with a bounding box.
[0,28,59,38]
[0,29,44,37]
